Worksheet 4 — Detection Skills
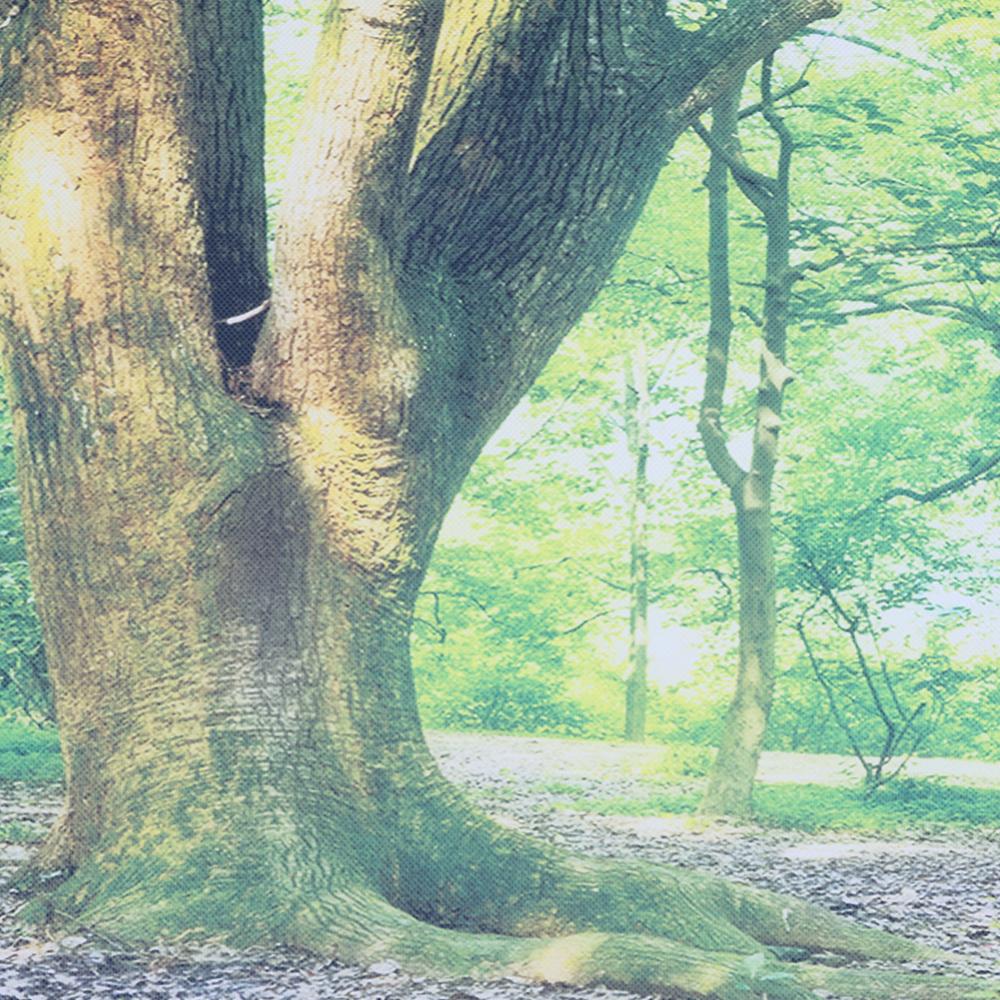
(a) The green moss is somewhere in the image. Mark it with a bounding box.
[205,729,267,800]
[22,829,330,949]
[754,780,1000,832]
[0,819,47,843]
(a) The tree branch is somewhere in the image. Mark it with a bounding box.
[839,296,999,335]
[395,0,844,459]
[698,84,747,492]
[692,118,776,208]
[803,27,946,77]
[867,233,999,256]
[675,0,842,124]
[796,613,871,775]
[737,77,810,119]
[880,445,1000,504]
[253,0,446,407]
[419,589,501,625]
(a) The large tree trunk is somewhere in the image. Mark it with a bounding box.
[1,2,994,997]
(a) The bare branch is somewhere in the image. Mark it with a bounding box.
[796,614,871,775]
[551,609,616,639]
[419,589,500,625]
[503,374,597,461]
[737,78,810,119]
[867,234,999,256]
[841,296,998,334]
[803,27,947,77]
[692,118,776,207]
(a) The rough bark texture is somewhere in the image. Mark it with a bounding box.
[2,1,996,997]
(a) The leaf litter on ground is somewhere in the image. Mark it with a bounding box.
[0,732,996,999]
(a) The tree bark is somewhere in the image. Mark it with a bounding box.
[624,342,650,742]
[696,61,793,820]
[2,1,993,996]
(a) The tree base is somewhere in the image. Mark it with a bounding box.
[14,794,998,1000]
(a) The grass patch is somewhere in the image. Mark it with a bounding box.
[0,722,63,783]
[535,780,587,796]
[559,787,700,817]
[647,742,714,781]
[557,778,1000,833]
[0,820,47,843]
[755,779,1000,833]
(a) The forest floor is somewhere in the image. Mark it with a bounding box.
[0,730,997,999]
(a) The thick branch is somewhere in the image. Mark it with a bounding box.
[676,0,842,123]
[396,0,843,454]
[252,0,446,408]
[698,85,746,492]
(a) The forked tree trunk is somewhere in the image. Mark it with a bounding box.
[696,66,795,819]
[1,2,994,997]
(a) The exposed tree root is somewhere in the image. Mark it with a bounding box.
[14,758,997,1000]
[18,826,998,1000]
[382,780,949,964]
[293,888,997,1000]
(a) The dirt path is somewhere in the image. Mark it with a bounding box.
[429,729,1000,789]
[0,731,996,998]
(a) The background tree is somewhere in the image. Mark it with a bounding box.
[623,340,651,741]
[691,61,801,818]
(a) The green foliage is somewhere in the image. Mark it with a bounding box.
[0,379,48,725]
[0,721,62,782]
[421,661,592,736]
[411,3,999,769]
[655,741,715,780]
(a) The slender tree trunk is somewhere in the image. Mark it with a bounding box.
[701,500,778,816]
[696,62,795,819]
[624,342,650,742]
[2,2,990,997]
